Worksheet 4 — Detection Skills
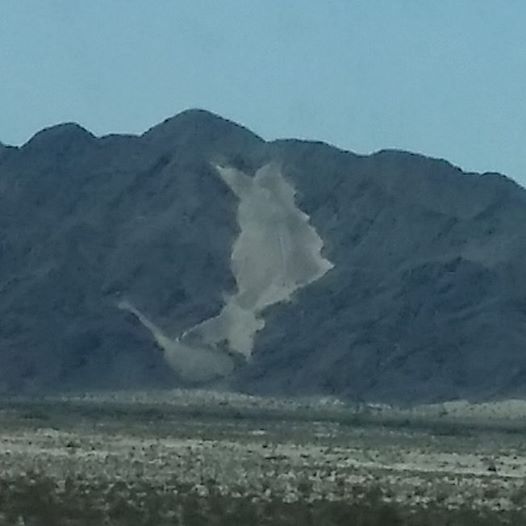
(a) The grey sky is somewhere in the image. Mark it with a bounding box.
[1,0,525,183]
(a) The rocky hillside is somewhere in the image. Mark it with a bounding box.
[1,109,526,402]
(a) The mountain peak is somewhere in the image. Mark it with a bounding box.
[145,108,251,132]
[141,109,264,154]
[23,122,96,152]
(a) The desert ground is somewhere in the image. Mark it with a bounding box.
[2,390,526,525]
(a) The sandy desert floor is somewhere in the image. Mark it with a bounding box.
[1,390,526,525]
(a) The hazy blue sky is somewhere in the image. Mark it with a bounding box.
[1,1,525,183]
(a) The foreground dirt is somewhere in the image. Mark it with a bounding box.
[1,392,526,524]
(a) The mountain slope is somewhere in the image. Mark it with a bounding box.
[238,144,526,402]
[1,109,525,402]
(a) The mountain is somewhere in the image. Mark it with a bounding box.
[1,109,526,403]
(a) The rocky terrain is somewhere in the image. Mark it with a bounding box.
[1,109,526,402]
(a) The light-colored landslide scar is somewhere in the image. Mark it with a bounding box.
[118,162,333,382]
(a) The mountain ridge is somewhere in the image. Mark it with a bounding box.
[1,109,525,402]
[8,109,518,184]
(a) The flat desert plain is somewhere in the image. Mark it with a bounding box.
[2,390,526,525]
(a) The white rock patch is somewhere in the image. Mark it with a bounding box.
[119,162,333,381]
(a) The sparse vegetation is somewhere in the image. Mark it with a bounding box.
[0,473,524,526]
[1,392,526,525]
